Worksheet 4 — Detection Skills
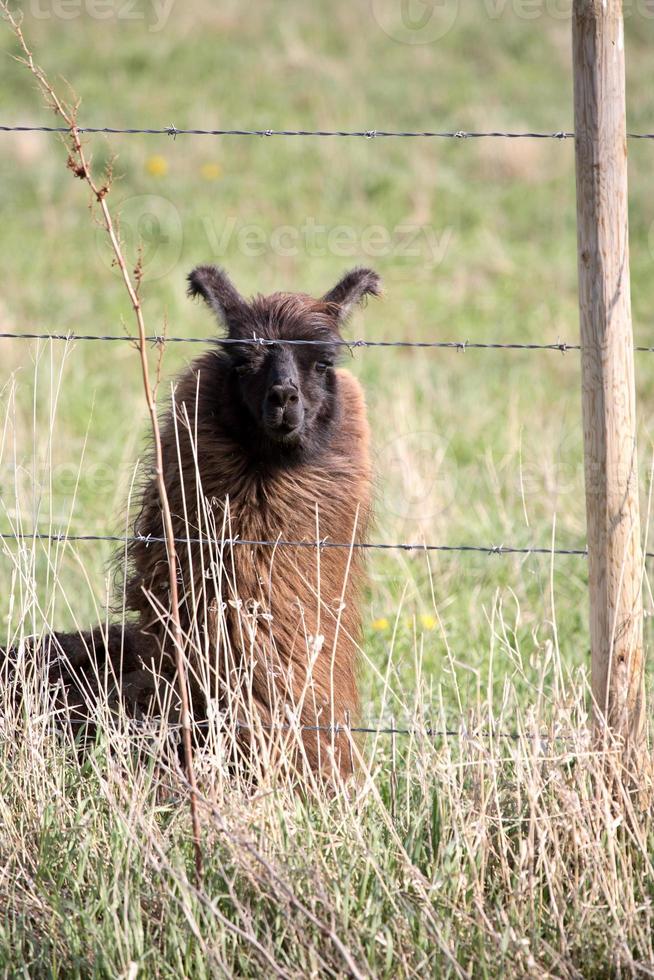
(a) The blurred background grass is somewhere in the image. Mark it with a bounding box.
[2,0,654,720]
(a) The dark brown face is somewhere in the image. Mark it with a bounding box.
[230,338,338,446]
[187,264,381,458]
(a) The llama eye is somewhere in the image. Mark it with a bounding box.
[315,360,333,373]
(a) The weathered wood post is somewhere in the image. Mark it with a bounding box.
[572,0,645,755]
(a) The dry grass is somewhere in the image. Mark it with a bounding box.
[1,306,652,978]
[1,370,653,976]
[3,2,654,975]
[2,573,654,977]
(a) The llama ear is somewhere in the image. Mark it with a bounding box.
[322,267,382,324]
[187,265,249,335]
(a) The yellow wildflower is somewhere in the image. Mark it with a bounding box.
[200,162,222,181]
[371,617,390,632]
[146,155,168,177]
[419,613,437,631]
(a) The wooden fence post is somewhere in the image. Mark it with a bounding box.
[572,0,645,755]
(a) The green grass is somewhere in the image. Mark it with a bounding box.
[2,2,654,975]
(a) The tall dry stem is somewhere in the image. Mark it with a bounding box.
[0,3,203,878]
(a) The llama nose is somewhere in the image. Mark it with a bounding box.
[267,379,299,409]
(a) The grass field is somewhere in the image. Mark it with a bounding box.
[2,2,654,975]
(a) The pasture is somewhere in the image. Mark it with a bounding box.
[2,2,654,975]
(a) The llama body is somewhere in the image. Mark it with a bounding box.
[39,267,379,781]
[127,352,372,778]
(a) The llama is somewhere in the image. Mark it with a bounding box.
[31,266,380,782]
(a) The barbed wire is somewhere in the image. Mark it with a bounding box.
[8,528,654,560]
[152,717,574,743]
[1,123,653,140]
[29,684,571,743]
[5,331,654,354]
[47,711,575,745]
[0,528,593,557]
[10,653,578,744]
[0,331,581,351]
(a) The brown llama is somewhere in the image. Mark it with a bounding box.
[13,266,380,783]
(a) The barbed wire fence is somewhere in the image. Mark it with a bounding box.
[0,177,612,565]
[0,115,646,740]
[0,314,602,744]
[0,324,635,562]
[2,318,654,561]
[0,5,649,752]
[0,326,628,745]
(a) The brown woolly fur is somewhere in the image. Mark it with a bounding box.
[18,267,380,785]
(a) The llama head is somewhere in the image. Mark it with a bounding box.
[187,265,381,455]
